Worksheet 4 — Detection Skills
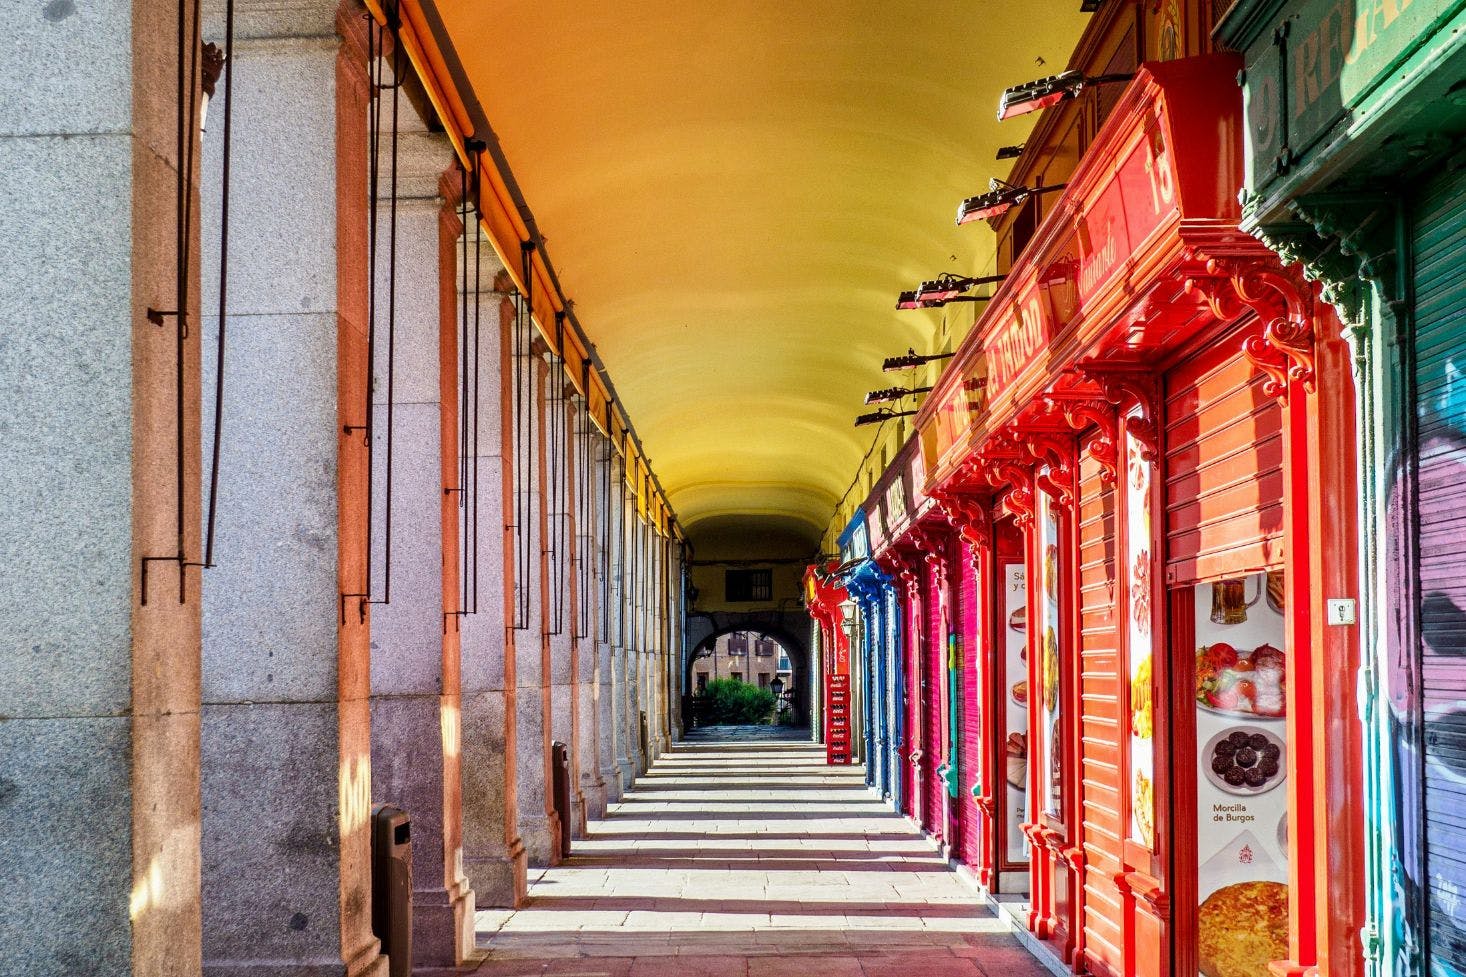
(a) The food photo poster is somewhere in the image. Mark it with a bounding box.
[1192,570,1289,977]
[1004,562,1029,864]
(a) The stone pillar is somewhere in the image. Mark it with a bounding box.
[363,107,473,966]
[197,6,382,976]
[570,398,606,826]
[544,371,578,840]
[593,438,623,805]
[458,253,525,907]
[669,542,686,742]
[1,3,203,975]
[609,454,636,791]
[514,335,554,865]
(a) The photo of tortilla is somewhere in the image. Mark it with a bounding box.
[1197,881,1289,977]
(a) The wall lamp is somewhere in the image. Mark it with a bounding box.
[855,408,919,428]
[997,69,1133,120]
[898,273,1006,309]
[996,144,1025,160]
[957,178,1067,225]
[882,350,954,373]
[865,385,933,405]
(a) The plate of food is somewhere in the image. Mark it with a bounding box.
[1196,642,1286,719]
[1197,881,1289,977]
[1203,726,1285,796]
[1009,605,1026,633]
[1010,679,1028,708]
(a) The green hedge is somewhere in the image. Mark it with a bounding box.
[701,678,777,725]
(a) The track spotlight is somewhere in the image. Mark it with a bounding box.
[956,179,1067,225]
[882,350,955,373]
[997,69,1133,120]
[864,385,933,405]
[855,408,919,427]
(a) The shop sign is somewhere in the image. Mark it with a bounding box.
[1242,0,1459,192]
[884,477,907,532]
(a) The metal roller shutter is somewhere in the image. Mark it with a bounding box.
[961,542,982,863]
[1078,437,1124,975]
[925,555,945,835]
[1414,164,1466,967]
[1164,322,1285,586]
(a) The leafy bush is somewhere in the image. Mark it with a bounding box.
[701,678,777,725]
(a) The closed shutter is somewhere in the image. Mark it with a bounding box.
[962,540,984,863]
[1078,437,1124,975]
[925,555,945,834]
[1414,165,1466,967]
[1164,322,1285,585]
[902,587,918,817]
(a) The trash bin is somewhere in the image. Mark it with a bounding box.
[371,804,411,977]
[551,740,572,859]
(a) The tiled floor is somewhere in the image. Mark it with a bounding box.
[466,735,1051,977]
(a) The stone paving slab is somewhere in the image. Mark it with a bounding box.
[468,740,1052,977]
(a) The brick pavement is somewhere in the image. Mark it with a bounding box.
[466,737,1054,977]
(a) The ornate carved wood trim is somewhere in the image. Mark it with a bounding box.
[1185,255,1321,404]
[1078,367,1160,460]
[1042,394,1120,484]
[931,489,990,551]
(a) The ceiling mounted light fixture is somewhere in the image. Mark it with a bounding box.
[957,178,1067,225]
[855,408,919,428]
[997,69,1133,120]
[864,385,934,405]
[882,349,955,373]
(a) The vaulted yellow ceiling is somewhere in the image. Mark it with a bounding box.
[428,1,1089,553]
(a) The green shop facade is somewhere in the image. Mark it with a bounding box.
[1218,1,1466,974]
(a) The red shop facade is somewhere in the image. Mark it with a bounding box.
[864,433,980,860]
[805,562,854,765]
[913,55,1366,977]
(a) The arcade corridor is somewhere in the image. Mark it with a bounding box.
[7,1,1466,976]
[468,738,1047,977]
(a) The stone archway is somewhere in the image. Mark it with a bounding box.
[683,610,813,732]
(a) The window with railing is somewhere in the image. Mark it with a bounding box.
[726,569,772,602]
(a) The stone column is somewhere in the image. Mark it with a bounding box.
[544,370,579,840]
[363,108,473,966]
[1,3,203,975]
[593,438,623,805]
[197,6,382,976]
[570,397,606,826]
[609,454,636,791]
[514,336,555,865]
[458,256,526,907]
